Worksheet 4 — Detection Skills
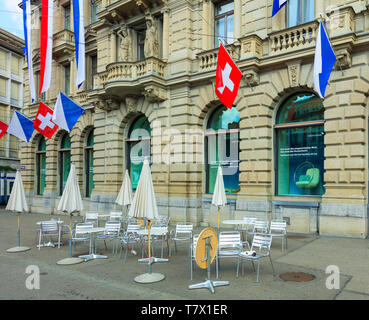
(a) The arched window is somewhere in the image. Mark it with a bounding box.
[275,92,325,196]
[126,115,151,190]
[205,106,240,194]
[85,130,94,198]
[58,133,71,196]
[36,137,46,195]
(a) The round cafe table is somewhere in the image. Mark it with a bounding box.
[136,228,169,263]
[78,227,107,262]
[222,219,249,244]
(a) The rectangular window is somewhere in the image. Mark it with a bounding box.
[287,0,314,28]
[11,82,19,101]
[64,64,70,95]
[64,5,71,30]
[0,50,7,70]
[0,78,6,97]
[11,56,20,75]
[215,1,234,47]
[137,30,145,60]
[277,125,325,196]
[90,0,98,24]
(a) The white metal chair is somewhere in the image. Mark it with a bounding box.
[236,233,275,282]
[190,234,199,280]
[109,211,123,222]
[37,221,62,250]
[119,223,142,262]
[71,223,94,251]
[242,217,256,243]
[250,220,269,236]
[169,223,193,256]
[215,231,244,279]
[96,220,121,254]
[269,220,287,251]
[84,212,99,226]
[145,226,169,258]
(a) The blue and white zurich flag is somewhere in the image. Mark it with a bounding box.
[52,92,85,132]
[73,0,85,88]
[314,21,337,99]
[272,0,288,17]
[7,111,34,143]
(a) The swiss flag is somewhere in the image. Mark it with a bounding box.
[0,121,8,139]
[215,43,242,109]
[33,102,58,139]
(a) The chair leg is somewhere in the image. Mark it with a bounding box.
[38,231,42,250]
[236,256,240,278]
[269,254,276,278]
[256,260,260,283]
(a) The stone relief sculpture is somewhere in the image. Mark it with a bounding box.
[117,25,132,61]
[144,15,159,58]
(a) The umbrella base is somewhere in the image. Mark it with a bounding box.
[56,257,84,265]
[78,253,107,262]
[188,279,229,294]
[6,246,31,253]
[134,273,166,283]
[138,257,169,264]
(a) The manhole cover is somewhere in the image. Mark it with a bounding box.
[287,235,306,239]
[279,272,315,282]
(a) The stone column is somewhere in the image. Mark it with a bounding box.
[202,0,209,50]
[162,6,170,60]
[234,0,241,42]
[110,31,116,63]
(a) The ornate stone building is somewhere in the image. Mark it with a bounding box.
[0,28,24,204]
[21,0,369,238]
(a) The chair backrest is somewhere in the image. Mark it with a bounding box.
[40,221,58,232]
[75,223,94,236]
[104,221,121,235]
[243,217,256,225]
[251,234,273,253]
[253,220,269,233]
[151,226,168,236]
[110,211,123,220]
[126,223,142,234]
[175,223,193,236]
[219,231,242,249]
[192,234,200,256]
[270,220,287,233]
[84,212,99,223]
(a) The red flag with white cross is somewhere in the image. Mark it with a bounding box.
[215,43,242,109]
[0,121,8,139]
[33,102,58,139]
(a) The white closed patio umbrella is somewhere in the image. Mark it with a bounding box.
[212,165,227,231]
[6,170,31,253]
[115,169,133,218]
[129,158,167,283]
[56,163,84,265]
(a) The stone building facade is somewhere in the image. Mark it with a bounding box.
[0,28,24,204]
[21,0,369,238]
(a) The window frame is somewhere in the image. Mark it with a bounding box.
[274,92,325,197]
[36,137,46,196]
[84,129,94,198]
[286,0,315,28]
[214,0,234,48]
[58,133,71,196]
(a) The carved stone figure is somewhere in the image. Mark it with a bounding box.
[117,26,132,61]
[144,16,159,58]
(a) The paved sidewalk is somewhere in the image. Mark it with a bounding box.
[0,211,368,300]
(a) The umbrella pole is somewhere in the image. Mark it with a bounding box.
[17,212,20,247]
[148,220,152,274]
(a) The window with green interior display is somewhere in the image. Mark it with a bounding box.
[276,93,325,196]
[59,133,71,196]
[126,115,151,190]
[85,130,94,198]
[36,137,46,195]
[206,106,240,194]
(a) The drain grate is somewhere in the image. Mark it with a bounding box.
[279,272,315,282]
